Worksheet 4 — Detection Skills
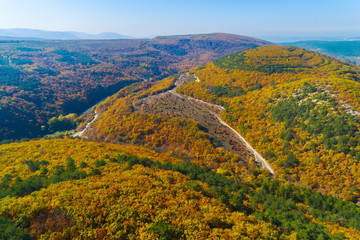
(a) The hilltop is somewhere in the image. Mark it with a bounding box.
[178,45,360,200]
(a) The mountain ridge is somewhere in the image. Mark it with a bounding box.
[0,28,131,40]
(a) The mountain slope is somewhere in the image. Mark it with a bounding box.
[84,74,257,170]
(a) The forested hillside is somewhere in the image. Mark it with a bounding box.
[176,46,360,201]
[0,33,270,141]
[85,45,360,201]
[1,139,360,239]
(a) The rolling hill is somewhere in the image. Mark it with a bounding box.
[0,33,271,141]
[177,46,360,200]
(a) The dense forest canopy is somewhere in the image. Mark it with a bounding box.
[1,138,360,239]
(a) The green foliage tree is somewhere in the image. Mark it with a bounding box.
[0,217,31,240]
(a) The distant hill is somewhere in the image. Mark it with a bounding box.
[0,33,271,141]
[282,40,360,65]
[0,28,131,40]
[0,36,45,41]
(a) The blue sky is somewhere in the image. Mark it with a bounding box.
[0,0,359,40]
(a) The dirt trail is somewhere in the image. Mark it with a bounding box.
[213,113,274,174]
[73,111,99,138]
[138,73,275,175]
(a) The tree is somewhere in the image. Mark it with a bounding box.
[66,157,76,172]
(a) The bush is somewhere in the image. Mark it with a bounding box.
[24,160,49,172]
[94,159,107,168]
[91,168,102,176]
[185,181,203,192]
[148,221,183,240]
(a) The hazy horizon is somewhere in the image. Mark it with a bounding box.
[0,0,359,41]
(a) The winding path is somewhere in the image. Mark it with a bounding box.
[169,74,275,175]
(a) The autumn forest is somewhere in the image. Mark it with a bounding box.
[2,34,360,239]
